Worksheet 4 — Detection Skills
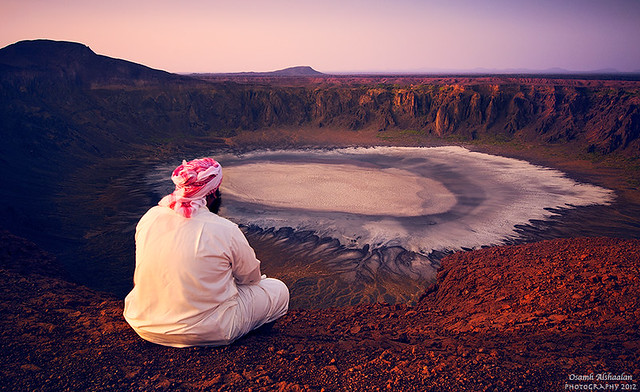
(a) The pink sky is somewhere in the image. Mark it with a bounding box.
[1,0,639,73]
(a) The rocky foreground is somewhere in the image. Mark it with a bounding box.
[1,230,638,391]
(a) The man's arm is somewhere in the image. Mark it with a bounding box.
[229,227,262,285]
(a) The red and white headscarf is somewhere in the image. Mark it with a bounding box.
[158,157,223,218]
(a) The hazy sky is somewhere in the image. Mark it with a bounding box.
[2,0,639,73]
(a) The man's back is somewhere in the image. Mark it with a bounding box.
[124,205,261,347]
[123,157,288,348]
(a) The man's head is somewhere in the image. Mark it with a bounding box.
[158,157,223,218]
[171,157,222,195]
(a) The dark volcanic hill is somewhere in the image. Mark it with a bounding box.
[0,39,188,86]
[0,40,201,174]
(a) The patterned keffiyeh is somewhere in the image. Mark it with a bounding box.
[159,157,223,218]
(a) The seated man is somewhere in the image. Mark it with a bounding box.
[124,157,289,347]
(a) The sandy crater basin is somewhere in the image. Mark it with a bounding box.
[222,163,457,216]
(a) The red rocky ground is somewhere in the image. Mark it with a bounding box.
[1,230,638,391]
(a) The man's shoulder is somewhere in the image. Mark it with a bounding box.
[138,205,165,224]
[138,206,240,233]
[143,205,165,216]
[193,209,239,229]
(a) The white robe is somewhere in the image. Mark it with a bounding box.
[123,205,289,347]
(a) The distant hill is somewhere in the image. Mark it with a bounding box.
[268,66,324,76]
[192,66,325,78]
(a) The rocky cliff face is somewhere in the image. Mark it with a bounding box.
[301,82,639,154]
[94,80,640,154]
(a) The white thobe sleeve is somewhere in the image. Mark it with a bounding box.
[229,227,262,285]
